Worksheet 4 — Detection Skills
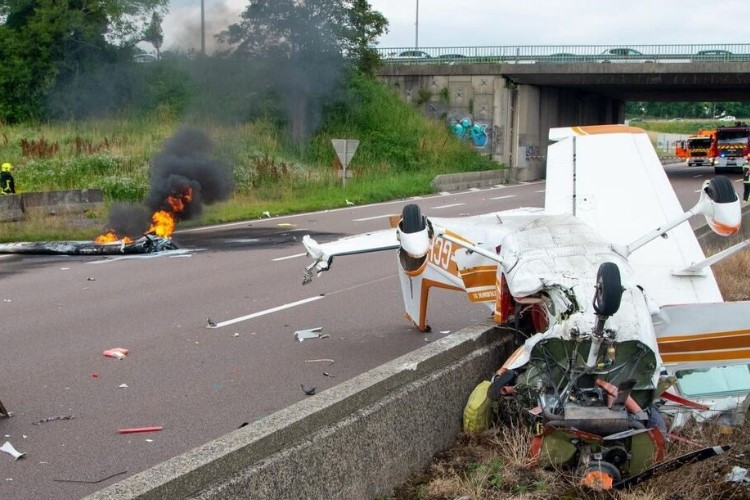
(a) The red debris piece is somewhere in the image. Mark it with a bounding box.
[91,373,99,379]
[117,426,163,434]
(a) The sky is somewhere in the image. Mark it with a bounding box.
[162,0,750,53]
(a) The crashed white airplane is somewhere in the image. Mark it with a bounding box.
[301,125,750,489]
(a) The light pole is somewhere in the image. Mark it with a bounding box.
[415,0,419,49]
[200,0,205,55]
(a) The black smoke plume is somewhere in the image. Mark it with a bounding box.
[103,127,233,238]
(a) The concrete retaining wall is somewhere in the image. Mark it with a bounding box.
[0,194,24,222]
[85,322,513,500]
[0,189,103,222]
[430,170,507,191]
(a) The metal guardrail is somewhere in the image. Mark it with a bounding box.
[375,44,750,64]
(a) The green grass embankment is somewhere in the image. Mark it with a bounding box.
[0,76,499,242]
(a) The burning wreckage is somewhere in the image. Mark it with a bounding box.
[0,128,232,257]
[0,234,178,256]
[299,125,750,490]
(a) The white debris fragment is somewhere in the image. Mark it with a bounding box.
[145,439,154,443]
[400,362,419,371]
[233,333,240,338]
[725,466,750,483]
[294,327,322,342]
[118,384,128,389]
[440,330,451,334]
[3,299,10,302]
[262,211,271,218]
[0,441,25,460]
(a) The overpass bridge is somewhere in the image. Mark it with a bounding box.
[375,44,750,180]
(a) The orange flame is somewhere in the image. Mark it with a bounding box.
[95,187,193,242]
[94,232,133,244]
[148,210,176,237]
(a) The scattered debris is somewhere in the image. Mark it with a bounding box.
[0,441,25,460]
[0,398,8,417]
[319,334,330,339]
[346,199,355,206]
[238,422,249,429]
[118,384,128,389]
[323,372,335,378]
[262,211,271,218]
[53,470,127,484]
[91,373,98,379]
[117,426,163,434]
[86,277,96,281]
[3,299,10,302]
[206,317,217,328]
[439,330,451,334]
[301,384,317,396]
[725,466,750,483]
[103,348,128,359]
[424,338,431,342]
[232,333,239,338]
[304,359,335,365]
[145,439,154,443]
[294,327,322,342]
[32,415,74,425]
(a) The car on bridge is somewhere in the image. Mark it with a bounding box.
[599,47,653,63]
[693,49,734,61]
[387,50,431,62]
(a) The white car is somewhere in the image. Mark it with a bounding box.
[719,115,737,121]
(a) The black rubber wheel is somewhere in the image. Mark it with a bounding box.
[704,176,737,203]
[593,262,622,317]
[401,204,425,233]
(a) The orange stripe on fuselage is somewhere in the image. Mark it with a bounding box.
[661,348,750,364]
[658,331,750,354]
[658,328,750,343]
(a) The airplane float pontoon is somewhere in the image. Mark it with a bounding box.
[300,125,750,490]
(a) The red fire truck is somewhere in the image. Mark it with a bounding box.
[715,124,750,173]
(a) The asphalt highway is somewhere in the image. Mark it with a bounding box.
[0,164,742,499]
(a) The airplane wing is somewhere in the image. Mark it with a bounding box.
[546,125,722,306]
[302,229,399,282]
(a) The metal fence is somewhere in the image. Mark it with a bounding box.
[375,44,750,64]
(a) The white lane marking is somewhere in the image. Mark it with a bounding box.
[352,214,394,222]
[535,189,546,193]
[490,194,516,200]
[272,253,307,261]
[209,296,324,328]
[431,203,465,210]
[87,249,195,264]
[176,182,545,234]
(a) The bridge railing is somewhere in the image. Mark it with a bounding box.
[376,44,750,64]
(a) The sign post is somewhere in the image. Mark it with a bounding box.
[332,139,359,187]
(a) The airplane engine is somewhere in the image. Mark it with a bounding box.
[397,204,430,272]
[698,176,741,236]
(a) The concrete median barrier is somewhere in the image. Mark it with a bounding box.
[0,194,24,222]
[430,170,507,191]
[21,189,104,216]
[85,322,513,500]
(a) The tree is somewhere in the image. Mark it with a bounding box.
[345,0,388,76]
[0,0,168,122]
[219,0,388,140]
[143,11,163,59]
